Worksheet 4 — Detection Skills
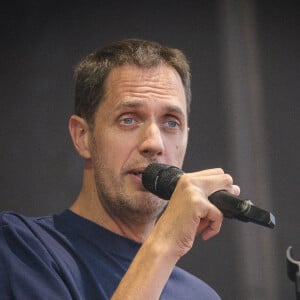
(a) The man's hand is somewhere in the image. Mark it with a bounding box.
[151,168,240,259]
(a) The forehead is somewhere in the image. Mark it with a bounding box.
[101,64,187,112]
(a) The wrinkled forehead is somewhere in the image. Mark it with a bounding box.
[102,64,187,110]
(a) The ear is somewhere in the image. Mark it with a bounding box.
[69,115,91,159]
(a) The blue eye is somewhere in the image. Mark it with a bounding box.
[166,120,179,128]
[121,118,134,125]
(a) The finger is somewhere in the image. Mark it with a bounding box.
[196,218,210,235]
[189,173,234,196]
[200,207,223,240]
[192,168,225,176]
[231,184,240,196]
[201,219,223,241]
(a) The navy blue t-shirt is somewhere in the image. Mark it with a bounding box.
[0,210,220,299]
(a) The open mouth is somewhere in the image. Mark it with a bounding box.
[128,167,145,179]
[130,170,143,178]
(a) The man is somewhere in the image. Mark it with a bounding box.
[0,39,240,299]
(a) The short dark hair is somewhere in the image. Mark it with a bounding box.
[74,38,191,127]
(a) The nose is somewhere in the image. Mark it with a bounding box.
[139,122,164,157]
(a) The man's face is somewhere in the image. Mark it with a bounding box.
[89,64,189,223]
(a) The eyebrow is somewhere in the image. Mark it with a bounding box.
[115,100,144,110]
[114,99,186,119]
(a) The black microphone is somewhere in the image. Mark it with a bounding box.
[142,163,276,229]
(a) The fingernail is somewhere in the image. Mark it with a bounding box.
[233,185,240,195]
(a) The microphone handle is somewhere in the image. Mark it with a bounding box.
[209,191,276,229]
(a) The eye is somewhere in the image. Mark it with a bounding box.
[118,116,140,129]
[166,120,179,128]
[162,117,181,130]
[121,117,135,125]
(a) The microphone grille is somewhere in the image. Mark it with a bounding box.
[142,163,183,199]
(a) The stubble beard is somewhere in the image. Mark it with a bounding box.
[91,149,167,226]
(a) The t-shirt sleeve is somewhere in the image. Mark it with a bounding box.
[0,213,74,300]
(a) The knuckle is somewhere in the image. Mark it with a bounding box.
[216,168,225,174]
[178,174,190,188]
[223,173,233,186]
[210,203,222,217]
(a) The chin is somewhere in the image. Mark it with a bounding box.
[139,194,167,216]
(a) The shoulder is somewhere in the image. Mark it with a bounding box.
[0,210,54,229]
[0,211,76,299]
[0,211,56,259]
[162,266,221,300]
[0,211,55,245]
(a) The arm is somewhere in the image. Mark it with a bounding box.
[111,168,240,299]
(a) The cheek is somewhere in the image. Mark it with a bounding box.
[177,143,187,161]
[165,137,188,166]
[177,133,188,160]
[98,130,136,167]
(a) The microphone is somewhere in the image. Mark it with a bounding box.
[142,163,276,229]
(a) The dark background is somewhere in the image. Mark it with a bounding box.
[1,1,299,299]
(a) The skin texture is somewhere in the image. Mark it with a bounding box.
[68,63,240,299]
